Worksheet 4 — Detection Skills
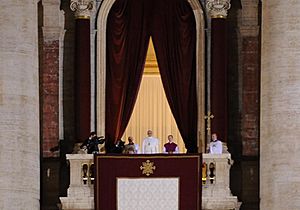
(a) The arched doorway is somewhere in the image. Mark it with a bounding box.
[96,0,206,152]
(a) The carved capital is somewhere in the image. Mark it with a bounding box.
[206,0,231,19]
[70,0,94,19]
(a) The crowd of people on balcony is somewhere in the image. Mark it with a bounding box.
[79,130,223,155]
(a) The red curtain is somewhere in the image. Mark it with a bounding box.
[105,0,151,150]
[105,0,198,153]
[75,19,91,142]
[211,18,228,142]
[151,0,198,153]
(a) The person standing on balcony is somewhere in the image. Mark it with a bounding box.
[142,130,159,154]
[209,133,223,154]
[163,135,179,154]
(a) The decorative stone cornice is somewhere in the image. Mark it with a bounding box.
[70,0,94,19]
[206,0,231,19]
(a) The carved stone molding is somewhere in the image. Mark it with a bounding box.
[70,0,94,19]
[206,0,231,18]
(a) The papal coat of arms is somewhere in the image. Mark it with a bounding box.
[140,160,156,176]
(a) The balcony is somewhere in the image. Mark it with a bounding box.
[60,151,240,210]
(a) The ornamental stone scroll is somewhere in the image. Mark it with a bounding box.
[206,0,231,18]
[70,0,95,19]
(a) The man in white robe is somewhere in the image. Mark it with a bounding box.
[209,133,223,154]
[142,130,159,154]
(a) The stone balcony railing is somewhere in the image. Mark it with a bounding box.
[60,152,240,210]
[60,154,95,210]
[202,153,241,210]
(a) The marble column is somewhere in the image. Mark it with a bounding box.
[0,1,40,209]
[70,0,94,141]
[261,1,300,209]
[206,0,231,142]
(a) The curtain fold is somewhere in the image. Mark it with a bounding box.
[105,0,151,151]
[122,74,186,153]
[151,0,198,153]
[105,0,198,153]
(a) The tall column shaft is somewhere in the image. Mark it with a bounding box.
[211,18,228,142]
[75,19,91,141]
[261,1,300,209]
[0,1,40,209]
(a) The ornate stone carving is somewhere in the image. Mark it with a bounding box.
[70,0,94,19]
[206,0,231,18]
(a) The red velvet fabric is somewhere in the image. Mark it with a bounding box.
[105,0,151,149]
[151,0,198,153]
[105,0,197,152]
[211,18,227,142]
[75,19,91,141]
[95,154,201,210]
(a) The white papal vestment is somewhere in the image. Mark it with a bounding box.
[142,137,159,154]
[209,140,223,154]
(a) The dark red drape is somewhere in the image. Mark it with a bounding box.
[211,18,227,142]
[105,0,151,150]
[105,0,198,153]
[151,0,198,153]
[75,19,91,141]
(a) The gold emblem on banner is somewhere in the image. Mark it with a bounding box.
[140,160,156,176]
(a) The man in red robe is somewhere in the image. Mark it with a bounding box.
[163,135,179,154]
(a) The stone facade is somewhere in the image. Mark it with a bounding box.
[41,37,60,157]
[0,0,40,209]
[40,0,65,157]
[3,0,300,210]
[239,0,260,157]
[261,1,300,209]
[40,0,60,157]
[226,1,260,209]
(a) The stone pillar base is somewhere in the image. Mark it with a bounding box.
[60,197,94,210]
[202,196,241,210]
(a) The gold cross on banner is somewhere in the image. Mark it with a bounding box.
[204,111,214,137]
